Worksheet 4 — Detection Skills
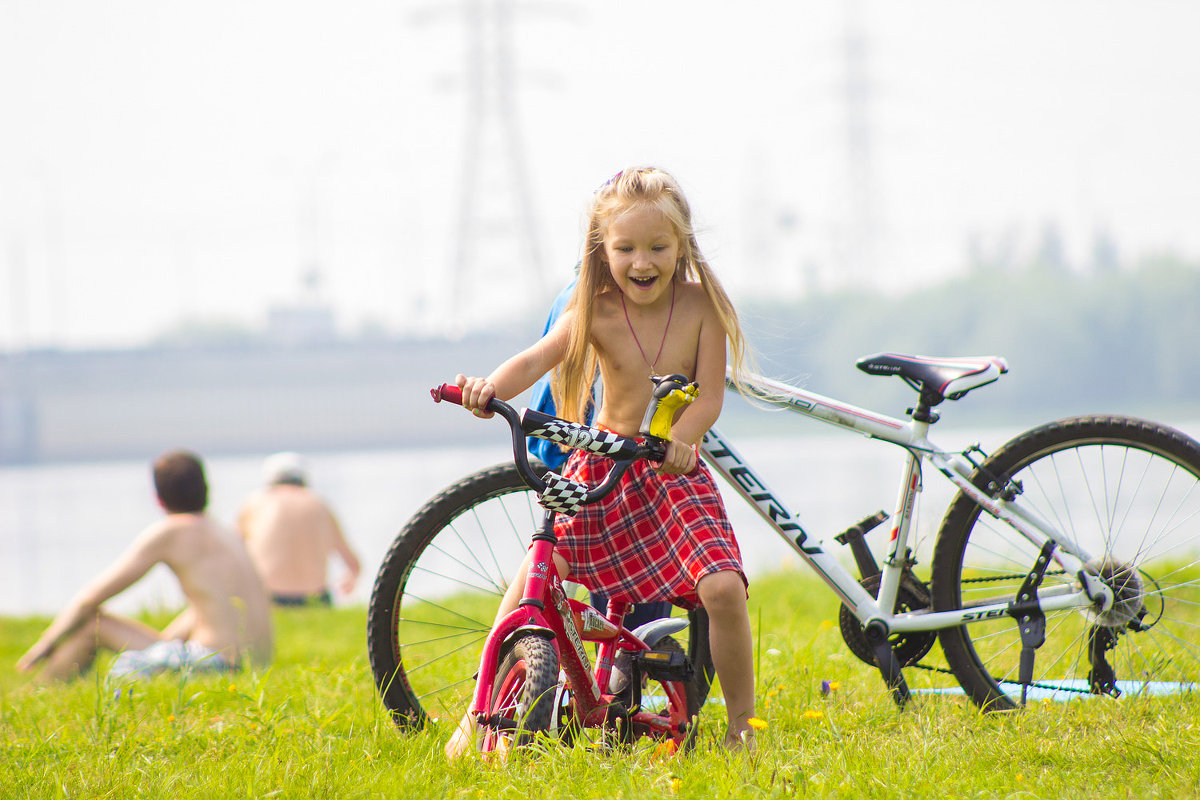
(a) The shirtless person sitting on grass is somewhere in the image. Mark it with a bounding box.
[16,450,273,682]
[237,452,361,607]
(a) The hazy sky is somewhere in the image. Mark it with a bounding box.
[2,1,1198,350]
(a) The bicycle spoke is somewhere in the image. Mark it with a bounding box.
[396,619,489,640]
[407,564,507,601]
[404,637,491,678]
[412,542,506,597]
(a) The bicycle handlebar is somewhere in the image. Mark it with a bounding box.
[430,375,697,505]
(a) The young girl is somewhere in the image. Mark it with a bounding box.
[449,166,756,754]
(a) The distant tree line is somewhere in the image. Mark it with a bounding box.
[739,253,1200,423]
[142,247,1200,426]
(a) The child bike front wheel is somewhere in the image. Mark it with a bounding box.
[483,635,560,754]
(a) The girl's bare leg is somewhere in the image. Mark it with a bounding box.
[696,570,756,748]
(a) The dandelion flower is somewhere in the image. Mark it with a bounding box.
[747,717,768,730]
[803,709,825,720]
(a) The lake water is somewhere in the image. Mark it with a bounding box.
[4,418,1198,618]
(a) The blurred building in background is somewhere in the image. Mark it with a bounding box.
[0,331,532,465]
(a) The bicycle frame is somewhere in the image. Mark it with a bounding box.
[705,373,1112,638]
[468,512,690,740]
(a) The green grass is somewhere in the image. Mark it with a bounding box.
[3,571,1200,799]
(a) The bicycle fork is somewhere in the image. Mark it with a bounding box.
[468,513,563,725]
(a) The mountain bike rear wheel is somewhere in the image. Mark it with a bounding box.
[367,461,714,730]
[932,416,1200,710]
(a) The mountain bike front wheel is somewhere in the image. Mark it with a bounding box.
[932,415,1200,710]
[366,460,714,731]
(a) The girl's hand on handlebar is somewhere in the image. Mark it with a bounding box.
[653,439,698,475]
[455,374,497,418]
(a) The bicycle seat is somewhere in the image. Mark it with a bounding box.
[856,353,1009,402]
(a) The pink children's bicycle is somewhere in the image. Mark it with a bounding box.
[397,375,709,753]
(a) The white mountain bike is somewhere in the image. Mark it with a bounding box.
[369,352,1200,729]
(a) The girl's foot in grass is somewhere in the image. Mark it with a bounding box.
[445,713,478,759]
[724,724,756,752]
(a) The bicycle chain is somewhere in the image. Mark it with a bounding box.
[906,661,1096,696]
[915,568,1092,697]
[961,569,1066,584]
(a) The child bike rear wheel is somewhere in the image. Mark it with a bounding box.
[618,635,700,752]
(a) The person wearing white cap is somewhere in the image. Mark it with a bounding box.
[237,452,361,607]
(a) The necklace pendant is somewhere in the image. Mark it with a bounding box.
[621,281,677,382]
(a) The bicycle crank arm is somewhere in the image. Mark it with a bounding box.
[863,619,910,707]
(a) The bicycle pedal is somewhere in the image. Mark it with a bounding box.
[833,510,890,580]
[635,649,694,683]
[833,510,889,545]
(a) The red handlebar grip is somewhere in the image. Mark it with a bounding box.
[431,384,464,405]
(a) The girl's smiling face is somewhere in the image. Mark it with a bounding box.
[602,205,680,307]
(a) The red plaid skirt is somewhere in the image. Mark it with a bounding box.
[552,449,746,608]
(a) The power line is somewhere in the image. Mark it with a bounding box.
[414,0,578,324]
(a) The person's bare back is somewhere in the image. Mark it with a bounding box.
[238,454,361,602]
[163,512,273,666]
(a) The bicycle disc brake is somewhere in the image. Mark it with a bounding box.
[839,572,936,668]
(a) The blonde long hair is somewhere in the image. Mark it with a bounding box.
[552,167,752,425]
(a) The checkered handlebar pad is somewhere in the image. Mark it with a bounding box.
[520,409,648,516]
[520,409,641,460]
[537,471,590,516]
